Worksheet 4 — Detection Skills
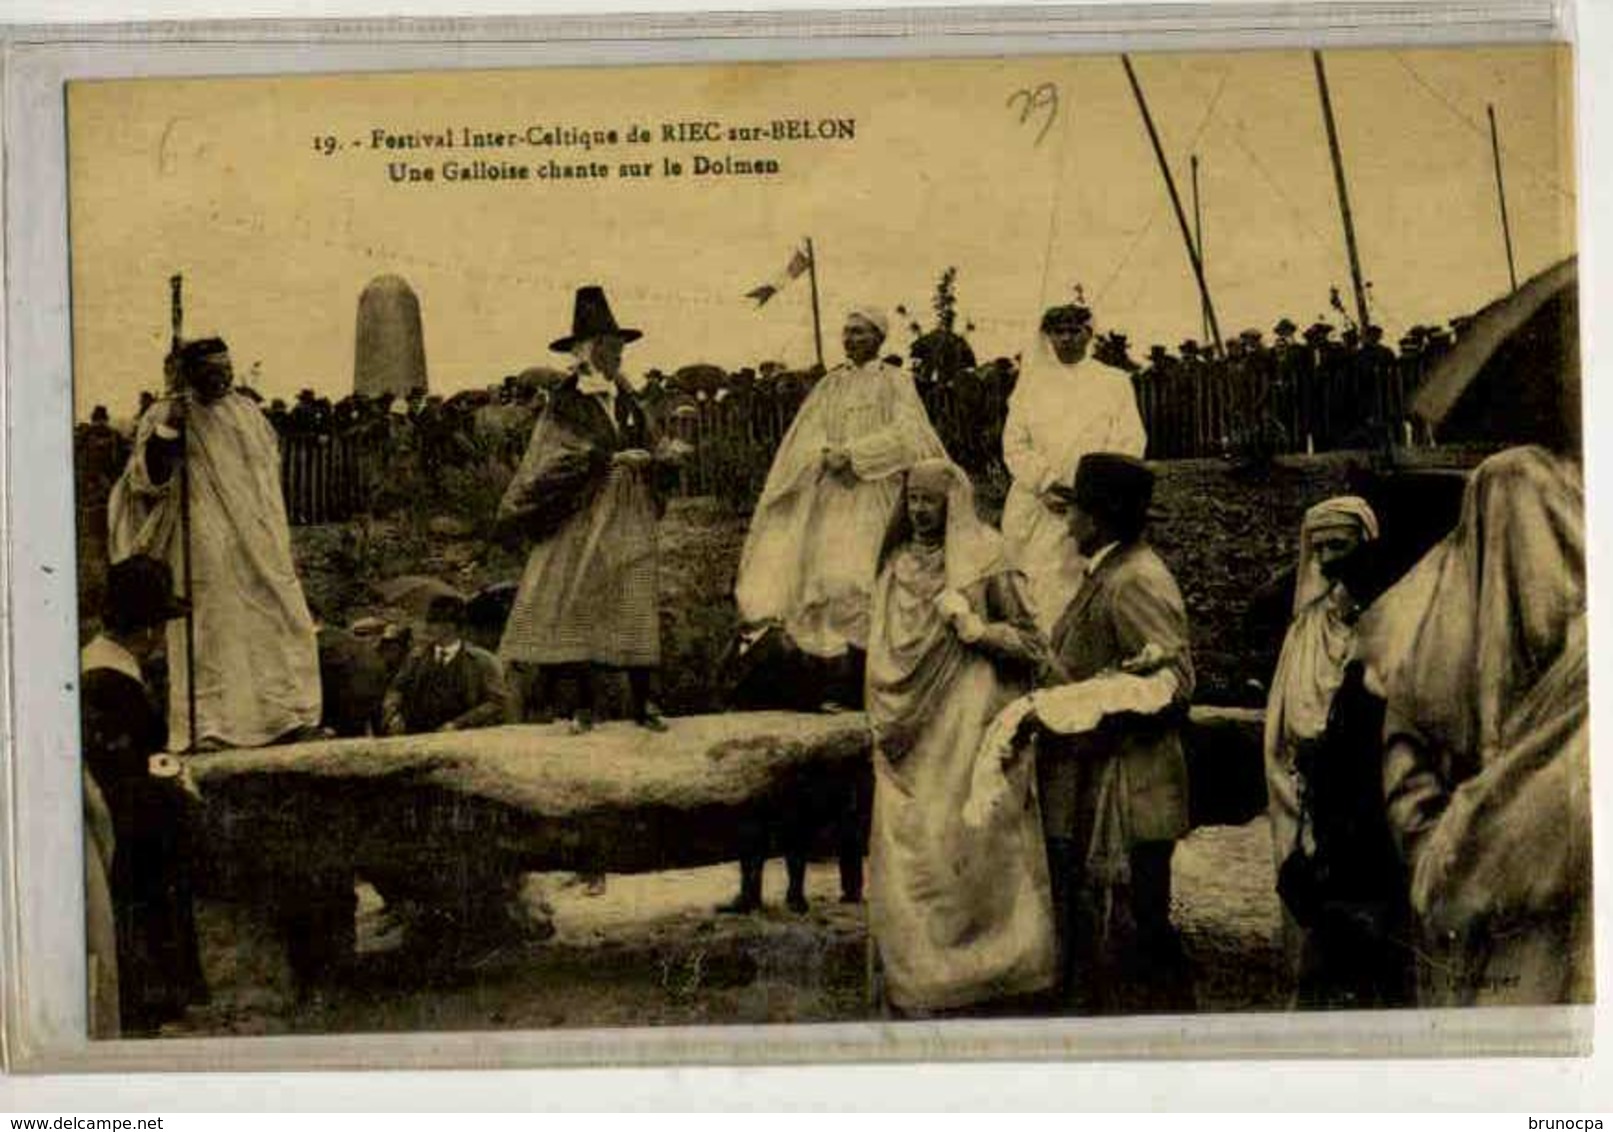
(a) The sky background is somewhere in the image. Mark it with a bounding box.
[67,45,1574,416]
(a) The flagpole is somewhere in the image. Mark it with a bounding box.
[1488,104,1519,294]
[805,237,825,371]
[1191,153,1211,346]
[1121,55,1226,361]
[1313,50,1372,335]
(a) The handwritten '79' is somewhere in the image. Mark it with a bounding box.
[1007,83,1060,146]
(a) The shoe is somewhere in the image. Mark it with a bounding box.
[715,894,761,915]
[818,700,849,715]
[839,891,863,905]
[583,874,607,897]
[568,710,595,735]
[635,704,669,732]
[786,890,809,915]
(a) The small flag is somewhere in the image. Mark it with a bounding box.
[746,244,812,307]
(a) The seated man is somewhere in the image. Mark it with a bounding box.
[371,595,539,958]
[382,595,514,736]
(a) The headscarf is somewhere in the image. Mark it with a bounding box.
[1359,445,1583,772]
[878,458,1006,593]
[1292,496,1380,613]
[844,307,889,341]
[869,459,1012,763]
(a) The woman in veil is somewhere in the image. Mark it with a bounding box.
[865,458,1056,1014]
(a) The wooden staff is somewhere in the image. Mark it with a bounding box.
[170,273,199,754]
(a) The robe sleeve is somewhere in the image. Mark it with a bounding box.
[120,402,185,496]
[971,571,1052,676]
[1380,714,1447,871]
[1002,395,1056,494]
[751,381,832,508]
[495,408,610,539]
[844,370,947,481]
[1108,568,1195,705]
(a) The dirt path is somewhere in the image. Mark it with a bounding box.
[175,818,1284,1037]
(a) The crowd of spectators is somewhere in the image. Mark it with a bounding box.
[77,312,1470,527]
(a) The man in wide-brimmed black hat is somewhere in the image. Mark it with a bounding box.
[1030,452,1196,1015]
[80,554,207,1036]
[495,285,684,733]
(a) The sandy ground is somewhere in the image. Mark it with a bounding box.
[173,817,1284,1037]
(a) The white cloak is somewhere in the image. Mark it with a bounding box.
[735,359,945,658]
[109,392,321,749]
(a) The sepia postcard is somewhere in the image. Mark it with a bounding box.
[11,30,1591,1071]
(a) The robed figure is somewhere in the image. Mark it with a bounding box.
[1262,496,1380,983]
[497,286,680,731]
[108,337,321,751]
[866,459,1057,1014]
[735,308,946,677]
[1002,303,1147,632]
[1367,446,1591,1006]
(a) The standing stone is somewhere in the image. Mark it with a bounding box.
[354,275,427,398]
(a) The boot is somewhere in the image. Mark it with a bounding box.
[785,854,809,914]
[716,857,764,914]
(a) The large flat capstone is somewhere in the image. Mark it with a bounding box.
[189,708,1264,889]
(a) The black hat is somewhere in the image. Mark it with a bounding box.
[425,594,467,624]
[550,286,642,353]
[1040,303,1093,333]
[1048,453,1156,528]
[104,555,189,632]
[178,336,229,366]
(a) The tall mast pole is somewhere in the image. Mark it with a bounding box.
[1488,104,1519,293]
[804,237,825,371]
[1313,51,1372,334]
[1191,153,1211,346]
[1121,55,1225,359]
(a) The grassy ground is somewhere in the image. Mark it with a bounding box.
[172,817,1283,1037]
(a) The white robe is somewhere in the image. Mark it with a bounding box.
[1000,349,1145,632]
[735,359,945,657]
[109,392,321,749]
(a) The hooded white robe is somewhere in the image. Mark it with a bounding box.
[1001,341,1145,631]
[735,358,945,658]
[109,392,320,749]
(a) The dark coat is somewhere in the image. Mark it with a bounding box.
[383,642,513,735]
[80,657,206,1034]
[1038,541,1195,846]
[496,376,674,544]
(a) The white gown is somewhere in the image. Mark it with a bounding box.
[109,392,321,749]
[1000,345,1146,631]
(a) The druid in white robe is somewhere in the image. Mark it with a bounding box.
[109,391,321,749]
[1001,336,1146,632]
[736,358,945,658]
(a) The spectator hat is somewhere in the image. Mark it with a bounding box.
[1048,453,1156,530]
